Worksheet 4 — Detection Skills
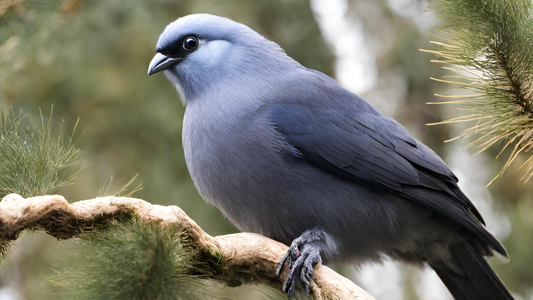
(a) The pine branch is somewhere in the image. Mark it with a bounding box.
[422,0,533,184]
[0,193,374,300]
[0,109,80,198]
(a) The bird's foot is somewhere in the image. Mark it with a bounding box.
[276,229,326,297]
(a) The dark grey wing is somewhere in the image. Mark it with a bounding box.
[270,103,506,256]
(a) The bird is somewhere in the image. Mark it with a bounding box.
[148,14,513,300]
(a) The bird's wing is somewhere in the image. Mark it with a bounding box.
[270,103,506,256]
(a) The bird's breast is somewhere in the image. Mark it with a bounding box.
[183,102,286,233]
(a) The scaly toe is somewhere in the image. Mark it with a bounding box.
[276,243,301,276]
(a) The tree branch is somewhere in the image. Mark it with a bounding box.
[0,194,374,300]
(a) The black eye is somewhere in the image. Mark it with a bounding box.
[183,36,199,51]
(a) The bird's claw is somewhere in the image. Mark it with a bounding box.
[276,245,299,276]
[277,241,322,297]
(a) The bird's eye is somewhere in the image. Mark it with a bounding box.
[183,36,199,51]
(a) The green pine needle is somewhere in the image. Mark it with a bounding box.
[424,0,533,185]
[0,107,80,198]
[52,219,214,300]
[97,173,143,198]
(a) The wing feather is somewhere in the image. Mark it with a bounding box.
[270,103,506,256]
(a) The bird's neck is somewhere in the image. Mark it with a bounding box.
[185,75,268,123]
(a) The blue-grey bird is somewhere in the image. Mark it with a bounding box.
[148,14,513,299]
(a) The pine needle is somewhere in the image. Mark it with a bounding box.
[424,0,533,184]
[97,174,143,198]
[52,219,215,300]
[0,107,80,198]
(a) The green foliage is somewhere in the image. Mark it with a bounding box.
[0,108,79,198]
[53,219,213,300]
[424,0,533,184]
[0,0,73,79]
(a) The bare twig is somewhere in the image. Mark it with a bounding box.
[0,194,374,300]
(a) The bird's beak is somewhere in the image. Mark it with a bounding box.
[147,53,180,76]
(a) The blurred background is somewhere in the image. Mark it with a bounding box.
[0,0,531,299]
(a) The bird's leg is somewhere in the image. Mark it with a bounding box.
[276,228,330,297]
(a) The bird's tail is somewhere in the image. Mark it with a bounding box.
[429,234,513,300]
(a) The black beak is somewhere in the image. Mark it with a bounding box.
[147,53,181,75]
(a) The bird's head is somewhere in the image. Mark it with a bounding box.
[148,14,297,102]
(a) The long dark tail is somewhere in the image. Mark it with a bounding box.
[429,236,513,300]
